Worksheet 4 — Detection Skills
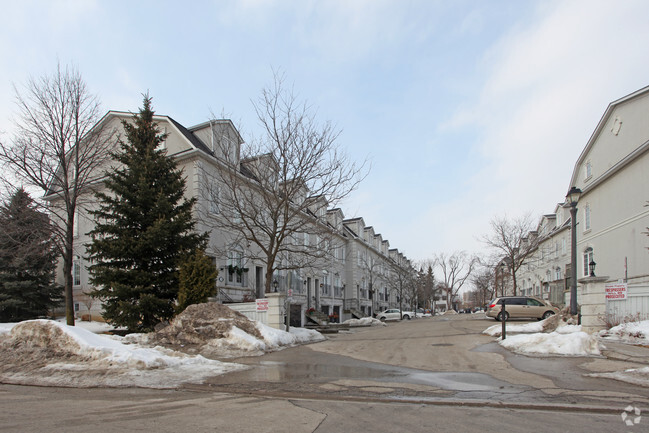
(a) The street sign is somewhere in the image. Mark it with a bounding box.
[605,282,627,300]
[256,299,269,311]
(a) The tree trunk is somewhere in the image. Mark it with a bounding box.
[63,250,75,326]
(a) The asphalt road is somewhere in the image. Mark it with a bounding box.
[1,314,648,432]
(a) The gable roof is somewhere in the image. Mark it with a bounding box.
[568,85,649,190]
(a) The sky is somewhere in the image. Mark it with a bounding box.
[1,0,649,263]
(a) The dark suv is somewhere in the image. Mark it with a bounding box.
[486,296,559,321]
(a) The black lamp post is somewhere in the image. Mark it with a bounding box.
[566,186,582,316]
[273,279,278,293]
[589,260,596,277]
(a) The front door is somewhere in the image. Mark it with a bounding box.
[290,304,302,327]
[255,266,263,298]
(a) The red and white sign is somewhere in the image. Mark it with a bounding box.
[256,299,269,311]
[605,283,628,300]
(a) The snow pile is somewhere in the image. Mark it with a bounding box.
[499,330,602,356]
[483,314,602,356]
[483,321,544,337]
[343,317,386,327]
[0,303,325,388]
[0,319,246,388]
[139,303,324,358]
[599,320,649,345]
[483,313,578,338]
[442,309,457,315]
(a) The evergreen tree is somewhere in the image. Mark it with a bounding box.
[176,248,218,314]
[0,188,62,321]
[87,96,207,331]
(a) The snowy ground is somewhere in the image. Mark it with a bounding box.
[483,317,649,387]
[0,304,324,389]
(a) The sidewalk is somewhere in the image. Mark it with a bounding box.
[601,340,649,364]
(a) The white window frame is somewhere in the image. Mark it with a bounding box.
[583,247,594,277]
[73,257,81,286]
[584,203,591,231]
[227,250,244,285]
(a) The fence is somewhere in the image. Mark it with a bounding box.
[220,293,286,329]
[604,282,649,324]
[227,302,268,325]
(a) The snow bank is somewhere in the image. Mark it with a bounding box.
[0,319,246,388]
[343,317,386,327]
[599,320,649,345]
[0,307,326,388]
[483,321,545,337]
[483,315,602,356]
[498,330,602,356]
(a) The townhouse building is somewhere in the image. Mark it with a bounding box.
[59,110,413,325]
[516,85,649,321]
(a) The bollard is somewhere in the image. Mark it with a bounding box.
[501,301,506,340]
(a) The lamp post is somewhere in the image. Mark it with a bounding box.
[273,279,278,293]
[566,186,582,316]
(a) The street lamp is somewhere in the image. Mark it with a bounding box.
[589,260,596,277]
[566,186,582,316]
[273,279,278,293]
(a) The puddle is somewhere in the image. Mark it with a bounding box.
[215,350,530,396]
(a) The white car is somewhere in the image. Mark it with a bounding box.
[376,309,414,321]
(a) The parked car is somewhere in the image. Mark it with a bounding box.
[486,296,559,321]
[415,308,431,317]
[376,308,414,321]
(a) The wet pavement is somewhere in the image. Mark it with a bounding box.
[198,315,649,408]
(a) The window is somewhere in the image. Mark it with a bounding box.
[584,204,591,231]
[227,250,244,284]
[555,267,562,281]
[73,209,80,238]
[562,238,566,255]
[322,275,329,296]
[584,160,592,180]
[583,247,594,277]
[73,258,81,286]
[208,182,220,214]
[156,126,167,150]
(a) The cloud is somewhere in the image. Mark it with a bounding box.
[413,0,649,259]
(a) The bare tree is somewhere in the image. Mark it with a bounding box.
[202,73,366,296]
[0,64,114,325]
[358,248,383,315]
[79,287,95,321]
[470,264,496,308]
[435,251,477,310]
[481,214,538,296]
[386,256,416,318]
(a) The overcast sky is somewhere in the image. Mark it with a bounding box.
[2,0,649,263]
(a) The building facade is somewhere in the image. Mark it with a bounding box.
[516,86,649,321]
[59,111,414,325]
